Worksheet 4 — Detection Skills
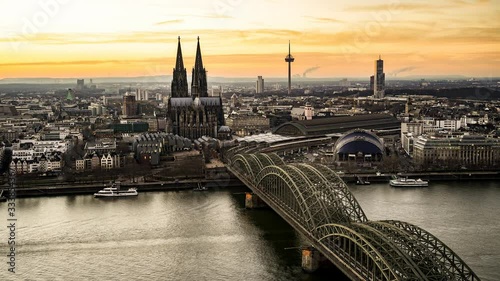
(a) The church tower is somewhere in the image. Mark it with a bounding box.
[171,36,189,98]
[191,37,208,98]
[168,37,225,140]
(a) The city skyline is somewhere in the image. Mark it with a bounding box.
[0,0,498,79]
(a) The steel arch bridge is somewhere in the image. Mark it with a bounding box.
[227,153,480,281]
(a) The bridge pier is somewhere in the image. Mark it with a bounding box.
[245,192,267,209]
[301,247,321,273]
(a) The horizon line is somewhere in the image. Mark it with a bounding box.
[2,74,496,81]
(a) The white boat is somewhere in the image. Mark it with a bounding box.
[390,177,429,187]
[94,182,138,198]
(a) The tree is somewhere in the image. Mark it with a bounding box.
[82,126,95,141]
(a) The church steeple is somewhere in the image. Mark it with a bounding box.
[194,36,204,72]
[176,36,185,71]
[191,36,208,98]
[171,36,189,98]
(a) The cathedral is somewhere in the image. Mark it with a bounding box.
[167,37,226,140]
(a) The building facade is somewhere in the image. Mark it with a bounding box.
[84,139,117,155]
[401,119,465,156]
[133,132,192,165]
[10,153,63,174]
[413,135,500,168]
[333,129,385,163]
[226,114,269,137]
[12,140,69,161]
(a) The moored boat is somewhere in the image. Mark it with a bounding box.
[390,177,429,187]
[94,182,138,198]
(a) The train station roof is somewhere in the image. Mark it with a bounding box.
[272,114,400,137]
[236,133,303,144]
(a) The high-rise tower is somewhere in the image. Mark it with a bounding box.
[256,76,264,94]
[374,55,385,98]
[123,93,137,117]
[171,36,189,98]
[285,41,295,95]
[191,37,208,98]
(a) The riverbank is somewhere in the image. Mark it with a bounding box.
[2,170,498,198]
[1,178,245,198]
[341,170,500,183]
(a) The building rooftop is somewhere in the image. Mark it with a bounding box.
[334,129,384,155]
[0,105,19,116]
[273,114,401,136]
[236,133,303,144]
[170,97,222,107]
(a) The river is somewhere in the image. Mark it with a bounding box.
[0,180,498,281]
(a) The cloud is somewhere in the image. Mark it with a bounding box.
[0,58,165,67]
[344,3,453,13]
[1,23,498,50]
[345,0,491,15]
[194,14,233,19]
[1,51,498,78]
[164,13,233,20]
[155,19,184,26]
[0,31,186,45]
[304,16,343,24]
[0,29,305,45]
[450,0,490,5]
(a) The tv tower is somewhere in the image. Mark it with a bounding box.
[285,41,295,95]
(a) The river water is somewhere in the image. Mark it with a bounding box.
[0,180,498,281]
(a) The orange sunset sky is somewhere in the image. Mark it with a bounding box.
[0,0,498,79]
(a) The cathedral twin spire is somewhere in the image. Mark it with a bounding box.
[171,36,188,98]
[171,37,208,98]
[175,36,185,71]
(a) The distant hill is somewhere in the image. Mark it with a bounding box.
[0,76,172,84]
[0,76,340,84]
[387,88,500,100]
[2,75,495,85]
[396,75,468,80]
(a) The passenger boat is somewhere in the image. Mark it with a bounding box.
[94,182,138,198]
[390,177,429,187]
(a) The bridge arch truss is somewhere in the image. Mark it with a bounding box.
[228,153,480,281]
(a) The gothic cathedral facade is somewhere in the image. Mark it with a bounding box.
[167,37,226,140]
